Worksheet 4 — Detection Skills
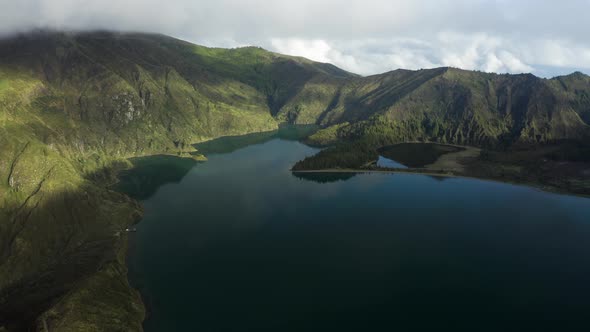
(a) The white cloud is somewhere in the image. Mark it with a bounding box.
[268,34,538,76]
[1,0,590,77]
[521,40,590,70]
[436,32,534,73]
[270,39,333,64]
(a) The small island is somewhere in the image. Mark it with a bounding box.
[293,141,590,196]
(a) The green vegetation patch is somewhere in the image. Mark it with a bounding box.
[292,141,378,170]
[305,122,350,146]
[544,141,590,162]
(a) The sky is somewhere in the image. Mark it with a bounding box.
[1,0,590,77]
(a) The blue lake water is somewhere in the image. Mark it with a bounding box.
[121,133,590,332]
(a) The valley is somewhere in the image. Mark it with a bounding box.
[0,30,589,331]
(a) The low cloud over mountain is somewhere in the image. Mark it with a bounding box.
[2,0,590,76]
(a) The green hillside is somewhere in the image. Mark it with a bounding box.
[291,68,590,147]
[292,68,590,184]
[0,31,353,331]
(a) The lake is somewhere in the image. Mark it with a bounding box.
[121,130,590,332]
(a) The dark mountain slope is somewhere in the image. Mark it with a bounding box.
[303,68,590,147]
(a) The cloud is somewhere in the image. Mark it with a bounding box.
[437,32,534,73]
[1,0,590,77]
[271,39,333,64]
[270,34,536,76]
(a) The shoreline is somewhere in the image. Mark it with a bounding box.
[292,168,590,198]
[292,168,460,178]
[119,126,292,330]
[120,136,589,330]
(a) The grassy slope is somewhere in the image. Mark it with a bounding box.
[0,62,145,331]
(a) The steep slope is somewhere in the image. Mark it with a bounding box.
[291,69,590,194]
[546,72,590,125]
[301,68,590,147]
[0,31,354,156]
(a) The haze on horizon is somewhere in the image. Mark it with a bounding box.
[1,0,589,78]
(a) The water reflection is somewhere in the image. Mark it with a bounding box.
[117,125,319,199]
[292,172,358,183]
[115,155,198,199]
[194,124,318,155]
[124,135,590,332]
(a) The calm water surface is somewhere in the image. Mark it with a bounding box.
[121,132,590,332]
